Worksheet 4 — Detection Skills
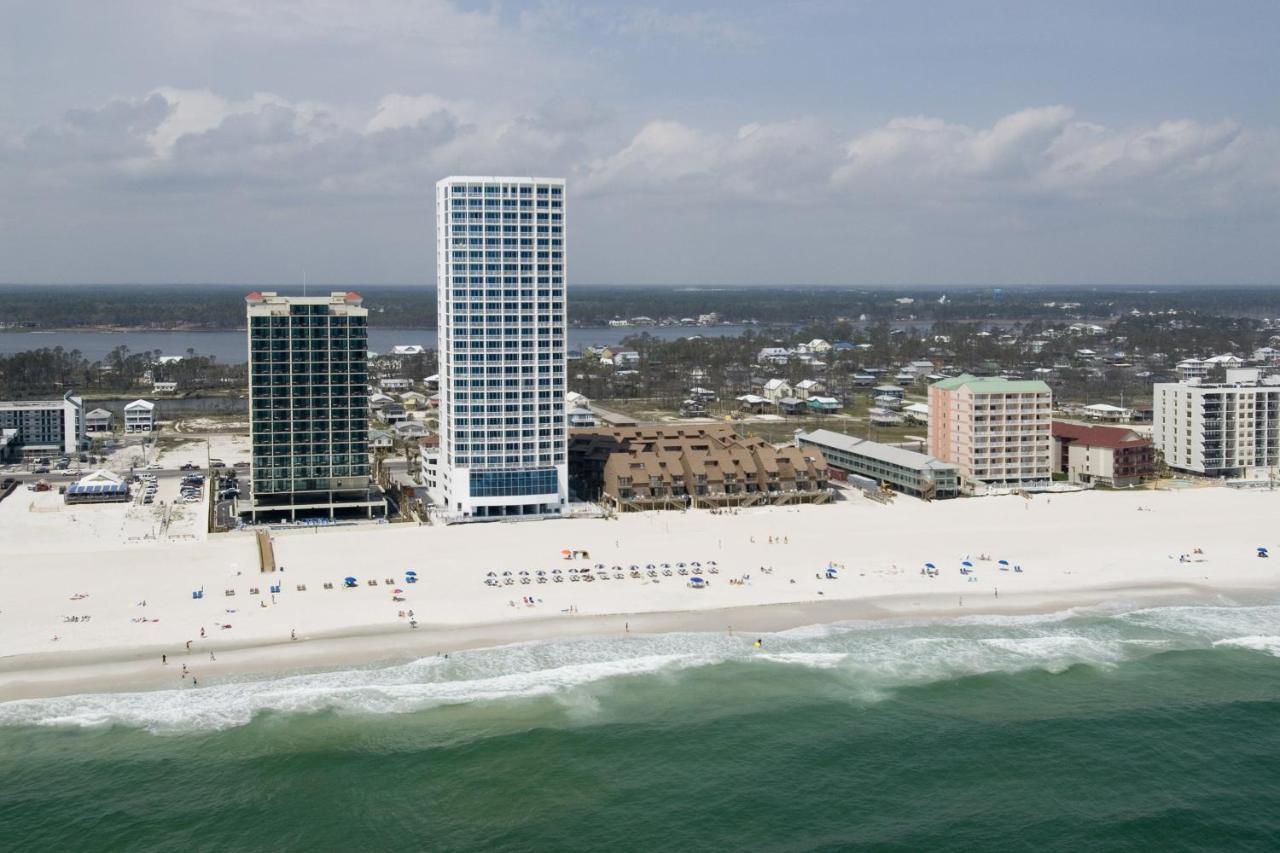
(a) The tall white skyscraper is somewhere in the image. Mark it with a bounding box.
[434,176,568,520]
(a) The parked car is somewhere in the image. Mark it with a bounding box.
[180,463,199,471]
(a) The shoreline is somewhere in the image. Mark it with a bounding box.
[7,485,1280,703]
[1,579,1272,701]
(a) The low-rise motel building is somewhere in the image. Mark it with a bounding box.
[1051,421,1154,487]
[568,425,830,512]
[796,428,960,500]
[927,374,1053,488]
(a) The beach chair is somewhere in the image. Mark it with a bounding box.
[385,578,395,585]
[249,587,260,595]
[224,589,235,596]
[368,579,378,586]
[323,582,334,589]
[296,584,307,592]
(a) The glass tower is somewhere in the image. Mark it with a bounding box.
[245,291,383,522]
[434,176,568,520]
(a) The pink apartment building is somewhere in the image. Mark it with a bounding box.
[927,374,1054,487]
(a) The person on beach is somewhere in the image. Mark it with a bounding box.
[291,629,296,641]
[162,654,167,665]
[185,640,192,650]
[200,627,205,638]
[209,651,216,661]
[193,678,198,687]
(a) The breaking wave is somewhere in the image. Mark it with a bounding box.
[3,602,1279,734]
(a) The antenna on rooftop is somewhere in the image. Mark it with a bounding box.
[302,267,308,298]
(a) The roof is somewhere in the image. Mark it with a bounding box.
[798,429,958,473]
[124,399,155,410]
[86,408,113,418]
[1083,403,1127,413]
[1052,421,1150,448]
[930,373,1051,394]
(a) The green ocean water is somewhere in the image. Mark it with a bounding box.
[2,604,1280,852]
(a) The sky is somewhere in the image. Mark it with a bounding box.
[1,0,1278,286]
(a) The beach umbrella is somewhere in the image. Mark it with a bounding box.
[646,563,656,569]
[520,570,530,576]
[1258,547,1269,552]
[537,570,547,576]
[406,570,418,576]
[997,560,1009,566]
[691,562,701,567]
[503,570,513,577]
[707,560,717,566]
[552,569,562,575]
[676,562,687,568]
[961,560,974,567]
[487,571,497,577]
[691,576,705,583]
[344,576,357,585]
[925,562,936,569]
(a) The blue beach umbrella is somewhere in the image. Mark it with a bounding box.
[925,563,936,569]
[998,559,1010,566]
[691,576,705,583]
[405,570,418,576]
[344,577,357,586]
[961,560,974,568]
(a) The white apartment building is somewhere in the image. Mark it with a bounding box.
[123,399,156,433]
[434,176,568,521]
[1153,369,1280,478]
[927,375,1053,487]
[0,391,85,456]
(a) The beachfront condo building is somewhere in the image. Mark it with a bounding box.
[927,374,1053,488]
[244,291,385,522]
[0,391,85,458]
[433,176,568,521]
[1153,369,1280,478]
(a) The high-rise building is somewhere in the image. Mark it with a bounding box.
[1153,369,1280,477]
[244,291,384,522]
[927,374,1053,488]
[433,176,568,520]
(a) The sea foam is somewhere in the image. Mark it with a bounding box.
[3,602,1279,734]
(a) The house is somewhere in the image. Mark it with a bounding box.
[807,396,840,414]
[393,420,428,439]
[382,403,408,424]
[423,374,440,390]
[777,397,807,416]
[152,381,178,394]
[1176,358,1207,381]
[794,379,825,396]
[736,394,771,414]
[400,391,429,408]
[610,349,641,367]
[806,338,832,353]
[85,408,114,433]
[567,407,597,428]
[872,384,906,400]
[566,391,590,409]
[757,347,791,365]
[688,387,717,402]
[380,378,413,392]
[391,345,425,355]
[123,399,156,433]
[1081,403,1133,423]
[368,392,395,410]
[369,429,394,450]
[762,378,793,403]
[903,401,930,424]
[1052,421,1154,487]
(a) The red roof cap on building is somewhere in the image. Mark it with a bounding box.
[1052,421,1150,448]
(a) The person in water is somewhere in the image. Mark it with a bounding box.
[753,639,763,648]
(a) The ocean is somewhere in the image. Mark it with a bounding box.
[2,603,1279,851]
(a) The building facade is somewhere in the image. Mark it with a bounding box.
[797,429,959,499]
[124,399,156,433]
[245,291,383,522]
[434,176,568,521]
[0,392,85,456]
[1051,421,1154,487]
[569,425,829,511]
[1153,371,1280,478]
[927,374,1053,487]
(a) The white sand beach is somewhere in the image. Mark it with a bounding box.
[3,485,1280,699]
